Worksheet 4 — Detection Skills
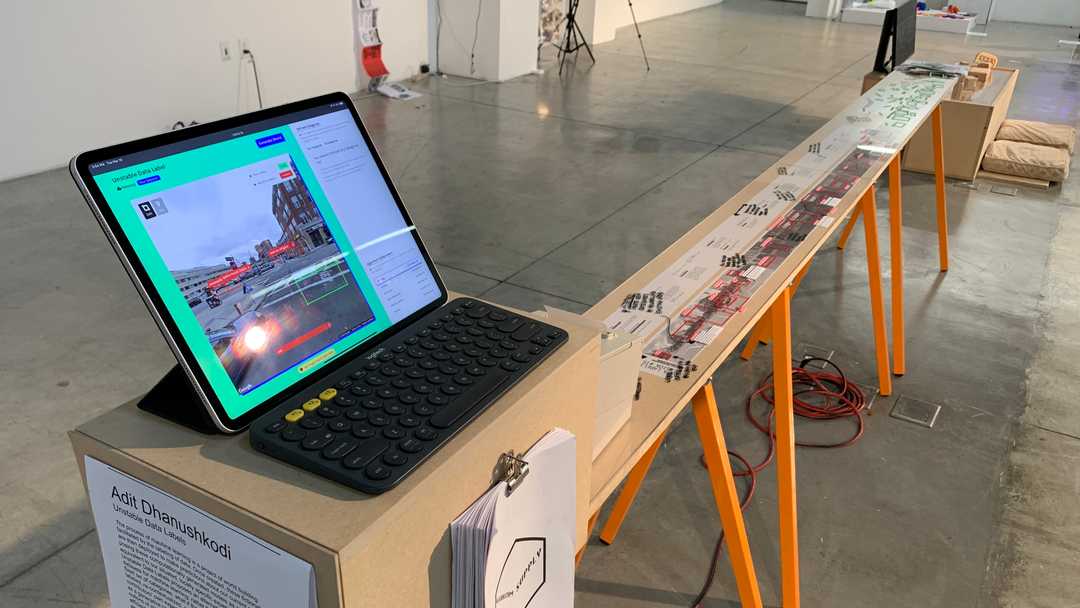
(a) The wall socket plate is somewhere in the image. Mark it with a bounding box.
[219,41,233,61]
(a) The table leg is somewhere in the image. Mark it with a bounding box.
[769,287,799,608]
[861,185,893,397]
[576,512,600,567]
[932,105,949,272]
[597,431,666,545]
[888,155,905,376]
[740,262,809,361]
[693,382,764,608]
[836,211,860,250]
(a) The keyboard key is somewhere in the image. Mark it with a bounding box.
[478,357,498,367]
[532,336,553,347]
[489,348,508,359]
[441,384,462,396]
[444,342,463,352]
[454,316,474,327]
[282,427,306,442]
[499,340,518,351]
[496,318,521,333]
[420,340,438,350]
[429,322,444,330]
[512,322,541,342]
[301,417,325,429]
[364,361,380,371]
[335,394,357,407]
[452,356,470,367]
[391,344,406,353]
[465,348,483,358]
[399,393,419,405]
[343,439,389,469]
[454,375,474,386]
[302,399,321,412]
[383,452,407,466]
[489,310,509,322]
[467,327,486,336]
[366,464,392,480]
[394,357,414,368]
[352,424,376,439]
[440,364,460,376]
[378,352,394,362]
[399,438,424,453]
[336,378,354,389]
[391,378,411,389]
[407,347,426,359]
[265,420,287,434]
[383,426,405,440]
[302,431,335,451]
[415,427,438,441]
[430,372,509,429]
[477,319,495,329]
[399,415,421,427]
[284,409,304,423]
[440,314,454,322]
[466,365,486,376]
[501,361,523,372]
[417,328,432,337]
[362,398,382,410]
[351,369,368,379]
[380,366,401,377]
[413,383,433,394]
[328,419,351,433]
[384,403,405,416]
[323,439,357,460]
[350,385,373,397]
[365,375,387,386]
[418,360,438,370]
[444,324,462,335]
[427,374,447,384]
[432,351,451,361]
[346,409,367,421]
[414,403,436,416]
[427,394,448,406]
[456,335,475,344]
[476,339,495,349]
[528,345,543,355]
[319,388,338,401]
[404,336,419,345]
[486,330,506,341]
[377,388,395,400]
[512,352,532,363]
[466,306,489,319]
[406,369,426,379]
[462,300,475,308]
[317,406,340,418]
[432,332,450,342]
[369,413,391,427]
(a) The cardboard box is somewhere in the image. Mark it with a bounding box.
[903,67,1019,181]
[70,299,600,608]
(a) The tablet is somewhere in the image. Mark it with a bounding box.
[71,93,447,432]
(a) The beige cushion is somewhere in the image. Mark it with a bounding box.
[997,119,1077,153]
[982,140,1070,182]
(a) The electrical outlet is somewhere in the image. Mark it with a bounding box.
[219,41,233,61]
[238,38,251,54]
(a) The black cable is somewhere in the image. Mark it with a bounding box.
[243,49,264,109]
[470,0,483,75]
[434,0,442,74]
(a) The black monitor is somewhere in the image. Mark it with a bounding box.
[873,0,917,74]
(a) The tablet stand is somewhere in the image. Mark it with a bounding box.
[137,365,221,434]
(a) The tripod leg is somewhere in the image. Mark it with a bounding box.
[628,0,650,70]
[573,19,596,63]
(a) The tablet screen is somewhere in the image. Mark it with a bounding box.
[86,101,441,420]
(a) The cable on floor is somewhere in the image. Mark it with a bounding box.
[692,356,867,607]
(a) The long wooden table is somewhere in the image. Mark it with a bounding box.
[577,70,955,607]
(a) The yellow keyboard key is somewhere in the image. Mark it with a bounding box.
[319,388,338,401]
[284,409,304,423]
[302,398,322,412]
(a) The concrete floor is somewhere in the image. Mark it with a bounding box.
[2,1,1080,605]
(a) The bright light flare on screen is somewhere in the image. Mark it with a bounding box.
[242,325,270,352]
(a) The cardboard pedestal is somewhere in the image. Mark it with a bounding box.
[70,298,600,608]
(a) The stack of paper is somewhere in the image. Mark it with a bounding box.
[451,429,576,608]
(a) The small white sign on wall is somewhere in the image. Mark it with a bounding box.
[85,456,317,608]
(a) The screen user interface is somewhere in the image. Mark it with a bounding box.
[87,102,441,419]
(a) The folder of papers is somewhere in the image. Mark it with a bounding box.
[451,429,576,608]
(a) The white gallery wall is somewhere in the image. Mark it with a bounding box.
[579,0,723,45]
[0,0,428,182]
[990,0,1080,27]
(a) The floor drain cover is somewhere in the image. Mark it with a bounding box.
[796,343,834,369]
[890,395,942,428]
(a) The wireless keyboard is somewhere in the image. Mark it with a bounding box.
[250,297,568,493]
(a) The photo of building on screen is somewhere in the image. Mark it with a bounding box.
[140,154,375,394]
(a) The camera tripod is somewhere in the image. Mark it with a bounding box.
[558,0,649,75]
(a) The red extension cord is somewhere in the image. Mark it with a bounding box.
[691,357,868,607]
